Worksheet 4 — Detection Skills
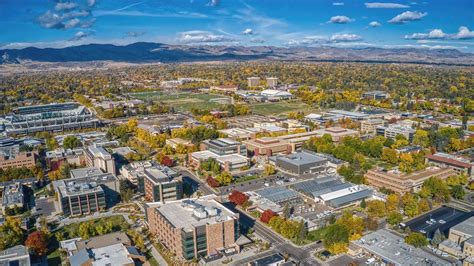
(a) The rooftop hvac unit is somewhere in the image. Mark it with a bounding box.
[193,208,208,219]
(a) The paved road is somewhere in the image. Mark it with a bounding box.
[177,167,215,196]
[226,202,322,266]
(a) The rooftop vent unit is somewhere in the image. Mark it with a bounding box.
[193,208,208,219]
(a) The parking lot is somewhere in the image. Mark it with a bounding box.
[403,206,472,238]
[34,197,57,216]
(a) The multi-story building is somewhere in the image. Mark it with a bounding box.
[0,136,20,157]
[143,166,183,203]
[55,179,107,217]
[362,90,390,100]
[266,77,278,87]
[1,102,99,135]
[0,245,31,266]
[243,137,291,157]
[201,138,247,157]
[120,160,154,190]
[146,196,240,261]
[46,148,86,171]
[276,131,323,153]
[0,151,37,170]
[313,127,360,143]
[426,153,474,177]
[165,138,194,150]
[54,167,120,216]
[189,151,249,172]
[273,150,328,176]
[360,119,385,135]
[219,128,257,141]
[365,167,455,194]
[1,182,25,211]
[377,124,415,142]
[247,77,260,87]
[85,145,116,175]
[439,217,474,262]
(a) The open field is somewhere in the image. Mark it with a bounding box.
[129,91,232,112]
[250,100,317,116]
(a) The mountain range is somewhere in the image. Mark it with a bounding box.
[1,42,473,66]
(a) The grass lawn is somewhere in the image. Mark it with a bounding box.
[56,215,128,238]
[129,91,232,112]
[47,249,61,266]
[250,100,317,116]
[234,175,260,184]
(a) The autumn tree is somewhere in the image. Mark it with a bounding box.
[366,200,386,218]
[25,231,49,256]
[260,209,277,224]
[0,217,24,250]
[405,232,428,247]
[215,171,233,186]
[228,190,249,206]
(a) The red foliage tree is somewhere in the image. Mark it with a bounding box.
[228,190,249,206]
[160,156,173,167]
[25,231,49,256]
[260,209,277,224]
[207,176,220,188]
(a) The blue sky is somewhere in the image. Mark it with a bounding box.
[1,0,473,51]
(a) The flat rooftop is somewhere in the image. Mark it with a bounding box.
[355,229,451,266]
[276,150,327,166]
[368,166,453,181]
[451,216,474,236]
[70,167,105,179]
[148,195,238,232]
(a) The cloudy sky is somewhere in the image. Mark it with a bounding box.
[1,0,473,51]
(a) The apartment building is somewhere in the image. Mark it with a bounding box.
[426,152,474,177]
[360,119,385,135]
[0,151,37,170]
[2,102,98,136]
[266,77,278,87]
[247,77,260,87]
[143,166,183,203]
[146,196,239,260]
[365,167,455,194]
[85,145,116,175]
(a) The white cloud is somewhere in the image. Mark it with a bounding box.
[64,18,81,29]
[242,28,254,35]
[177,30,236,43]
[330,33,362,42]
[365,2,410,8]
[405,26,474,40]
[333,2,345,6]
[329,15,353,24]
[87,0,97,7]
[369,21,381,27]
[37,11,64,29]
[55,2,78,11]
[207,0,220,7]
[69,31,93,41]
[453,26,474,40]
[389,11,427,24]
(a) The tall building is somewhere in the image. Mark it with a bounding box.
[1,102,99,136]
[55,179,107,217]
[266,77,278,87]
[365,167,454,194]
[143,166,183,202]
[146,196,239,261]
[85,145,116,175]
[360,119,385,135]
[247,77,260,87]
[55,167,119,216]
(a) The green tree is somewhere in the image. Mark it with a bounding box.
[387,212,403,226]
[413,129,430,147]
[323,224,349,252]
[79,222,95,239]
[431,229,445,246]
[0,217,24,250]
[405,232,428,247]
[63,136,82,150]
[382,148,398,164]
[451,185,466,200]
[366,200,386,218]
[215,172,233,186]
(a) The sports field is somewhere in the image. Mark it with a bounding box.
[128,91,232,112]
[250,100,317,116]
